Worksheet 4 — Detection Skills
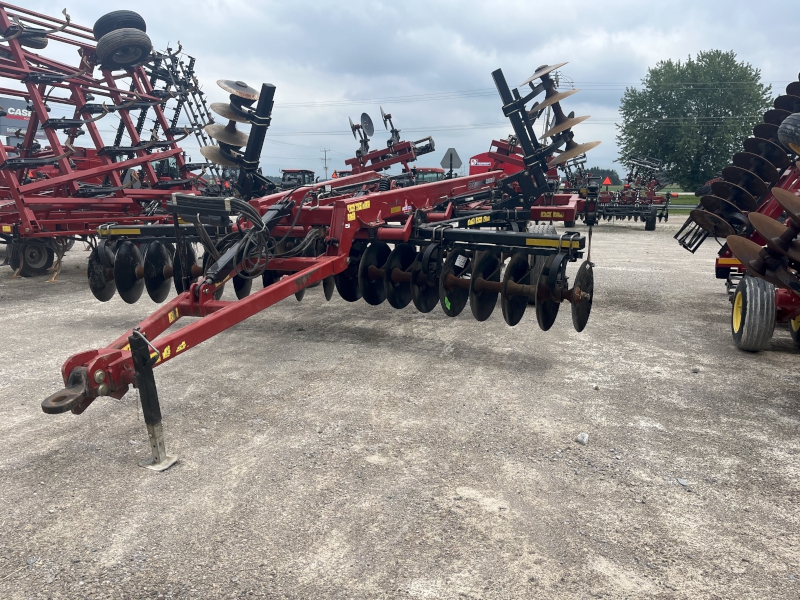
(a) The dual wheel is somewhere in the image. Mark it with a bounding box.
[92,10,152,71]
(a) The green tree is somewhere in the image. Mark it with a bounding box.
[587,167,621,185]
[616,50,772,192]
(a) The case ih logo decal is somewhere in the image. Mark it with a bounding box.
[6,106,31,120]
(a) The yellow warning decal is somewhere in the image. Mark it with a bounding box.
[108,228,141,235]
[176,341,187,353]
[347,212,356,221]
[150,350,160,364]
[1,225,11,233]
[168,308,179,323]
[390,205,402,214]
[161,346,171,360]
[539,211,565,218]
[123,343,130,351]
[467,215,491,226]
[347,200,370,213]
[717,258,742,266]
[526,238,581,249]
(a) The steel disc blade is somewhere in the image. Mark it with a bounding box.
[204,123,249,147]
[144,240,173,303]
[549,141,601,166]
[772,187,800,225]
[87,246,116,302]
[323,275,335,301]
[539,115,590,140]
[200,145,239,167]
[742,137,790,171]
[233,274,252,299]
[173,244,197,294]
[571,260,594,332]
[787,81,800,97]
[519,62,568,86]
[535,253,563,331]
[210,102,250,123]
[710,181,757,212]
[113,240,144,304]
[732,152,779,183]
[439,248,470,317]
[774,94,800,114]
[217,79,259,100]
[411,246,441,313]
[358,242,390,305]
[384,243,416,309]
[262,270,279,288]
[529,88,580,113]
[335,242,365,302]
[469,251,500,322]
[360,112,375,137]
[763,109,792,126]
[500,252,529,327]
[720,165,769,199]
[753,122,779,142]
[726,236,782,286]
[689,209,735,238]
[749,212,800,263]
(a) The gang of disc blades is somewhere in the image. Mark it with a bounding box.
[519,62,568,87]
[144,240,173,303]
[690,209,735,238]
[771,187,800,225]
[384,243,416,309]
[114,240,144,304]
[217,79,259,100]
[358,241,390,306]
[762,109,792,126]
[549,141,601,166]
[360,113,375,138]
[749,211,800,263]
[732,152,780,183]
[774,94,800,114]
[87,245,116,302]
[469,251,500,322]
[204,123,249,147]
[439,248,470,317]
[571,260,594,333]
[500,252,529,327]
[200,144,240,167]
[210,102,250,123]
[539,115,590,140]
[711,180,757,212]
[529,88,580,113]
[720,165,769,199]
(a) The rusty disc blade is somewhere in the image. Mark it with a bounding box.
[720,165,769,200]
[519,62,568,87]
[732,152,780,183]
[726,236,781,285]
[540,115,590,140]
[762,109,792,126]
[529,88,580,114]
[217,79,259,100]
[743,137,790,171]
[753,122,779,141]
[787,81,800,97]
[200,145,239,167]
[690,209,735,238]
[699,194,739,215]
[749,212,800,263]
[774,94,800,113]
[711,180,757,212]
[549,141,601,166]
[771,187,800,224]
[210,102,250,123]
[204,123,249,147]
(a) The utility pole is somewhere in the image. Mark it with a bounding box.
[320,148,330,180]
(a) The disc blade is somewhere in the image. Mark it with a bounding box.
[774,94,800,113]
[439,248,470,317]
[358,242,390,305]
[200,145,239,167]
[726,236,781,285]
[323,275,335,301]
[762,109,792,126]
[535,253,561,331]
[710,180,757,212]
[749,211,800,263]
[384,243,416,309]
[204,123,249,147]
[113,240,144,304]
[549,141,601,166]
[720,165,769,200]
[233,274,252,299]
[144,240,173,303]
[217,79,259,100]
[529,88,580,113]
[173,244,197,294]
[540,115,590,140]
[500,252,529,326]
[742,137,790,171]
[771,187,800,224]
[87,246,116,302]
[361,112,375,138]
[732,152,779,183]
[571,260,593,332]
[519,62,568,87]
[689,209,735,238]
[210,102,250,123]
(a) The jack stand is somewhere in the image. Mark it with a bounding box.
[129,329,178,472]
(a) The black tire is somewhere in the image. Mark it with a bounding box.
[645,207,657,231]
[777,112,800,154]
[731,275,775,352]
[527,223,557,305]
[19,35,48,50]
[96,28,152,71]
[563,220,575,228]
[93,10,146,41]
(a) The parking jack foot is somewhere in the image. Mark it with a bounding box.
[138,422,178,472]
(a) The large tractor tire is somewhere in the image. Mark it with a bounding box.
[93,10,146,41]
[96,28,152,71]
[527,223,558,305]
[731,275,775,352]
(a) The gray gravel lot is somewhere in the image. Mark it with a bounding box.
[0,222,798,599]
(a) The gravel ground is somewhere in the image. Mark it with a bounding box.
[0,222,798,599]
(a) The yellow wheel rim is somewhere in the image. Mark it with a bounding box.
[791,315,800,332]
[733,291,743,333]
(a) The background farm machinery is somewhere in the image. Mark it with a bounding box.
[41,60,599,471]
[675,75,800,351]
[0,3,233,278]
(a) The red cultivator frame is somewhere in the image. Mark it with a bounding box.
[41,61,600,471]
[675,75,800,351]
[0,2,218,278]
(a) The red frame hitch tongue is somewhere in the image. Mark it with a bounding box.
[41,368,89,414]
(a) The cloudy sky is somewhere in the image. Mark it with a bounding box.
[22,0,797,177]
